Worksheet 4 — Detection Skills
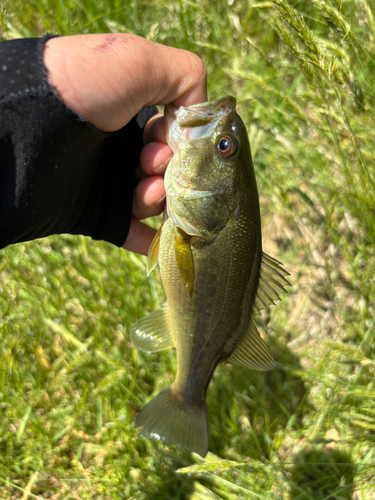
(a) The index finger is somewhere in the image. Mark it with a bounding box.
[143,114,165,145]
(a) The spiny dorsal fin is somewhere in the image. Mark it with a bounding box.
[129,303,175,353]
[253,252,290,314]
[174,227,194,297]
[147,226,162,276]
[226,318,275,370]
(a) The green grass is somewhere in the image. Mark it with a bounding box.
[1,0,375,498]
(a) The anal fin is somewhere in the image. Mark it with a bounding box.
[227,253,289,371]
[129,303,174,353]
[226,318,275,370]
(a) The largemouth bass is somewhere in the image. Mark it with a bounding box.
[129,96,289,457]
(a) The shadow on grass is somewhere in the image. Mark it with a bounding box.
[208,335,309,458]
[138,446,196,500]
[290,448,355,500]
[151,472,195,500]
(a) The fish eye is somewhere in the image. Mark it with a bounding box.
[217,135,236,158]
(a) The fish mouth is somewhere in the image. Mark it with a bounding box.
[165,96,237,146]
[166,96,236,129]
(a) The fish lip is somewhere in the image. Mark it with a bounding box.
[166,96,236,129]
[176,96,236,128]
[165,103,177,118]
[179,96,236,113]
[165,96,237,149]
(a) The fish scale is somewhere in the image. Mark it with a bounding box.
[129,96,290,457]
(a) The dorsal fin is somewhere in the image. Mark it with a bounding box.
[253,252,290,314]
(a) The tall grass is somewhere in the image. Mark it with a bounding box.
[1,0,375,498]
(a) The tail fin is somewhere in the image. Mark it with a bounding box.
[135,385,208,457]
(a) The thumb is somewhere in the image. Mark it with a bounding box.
[44,34,207,132]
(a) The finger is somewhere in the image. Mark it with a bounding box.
[143,114,165,145]
[123,217,156,255]
[146,45,208,108]
[132,176,165,220]
[44,34,207,132]
[137,142,172,179]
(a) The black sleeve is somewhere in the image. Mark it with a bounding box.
[0,35,157,249]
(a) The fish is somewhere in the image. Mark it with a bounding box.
[129,96,289,457]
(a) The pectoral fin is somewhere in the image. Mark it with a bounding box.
[147,226,162,276]
[129,303,174,353]
[227,318,275,370]
[174,228,194,297]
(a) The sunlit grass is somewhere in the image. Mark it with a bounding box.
[1,0,375,498]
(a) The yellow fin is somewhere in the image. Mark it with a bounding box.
[253,252,290,314]
[147,226,162,276]
[129,304,174,353]
[135,385,209,457]
[226,318,275,370]
[174,228,194,297]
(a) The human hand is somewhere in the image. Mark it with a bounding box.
[43,34,207,255]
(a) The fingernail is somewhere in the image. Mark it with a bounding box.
[153,194,166,207]
[154,155,172,172]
